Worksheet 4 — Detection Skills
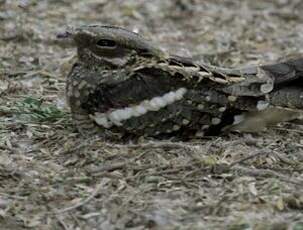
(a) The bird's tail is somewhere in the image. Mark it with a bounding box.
[261,57,303,109]
[261,57,303,86]
[223,57,303,132]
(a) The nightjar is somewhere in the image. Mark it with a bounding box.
[60,25,303,139]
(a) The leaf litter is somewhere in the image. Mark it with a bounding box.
[0,0,303,229]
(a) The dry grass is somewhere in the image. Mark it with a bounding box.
[1,0,303,229]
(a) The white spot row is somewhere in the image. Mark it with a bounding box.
[90,88,188,128]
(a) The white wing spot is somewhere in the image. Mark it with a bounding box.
[90,88,188,128]
[257,100,269,111]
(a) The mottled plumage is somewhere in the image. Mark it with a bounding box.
[60,25,303,139]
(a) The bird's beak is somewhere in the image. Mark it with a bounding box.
[56,30,72,39]
[56,28,76,47]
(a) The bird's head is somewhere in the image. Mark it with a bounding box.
[58,25,167,67]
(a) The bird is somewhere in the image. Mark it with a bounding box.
[58,25,303,139]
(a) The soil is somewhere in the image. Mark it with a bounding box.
[1,0,303,229]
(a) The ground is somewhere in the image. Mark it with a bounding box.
[1,0,303,229]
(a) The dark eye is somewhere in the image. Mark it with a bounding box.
[96,39,117,48]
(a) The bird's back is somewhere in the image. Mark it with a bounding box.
[62,25,303,139]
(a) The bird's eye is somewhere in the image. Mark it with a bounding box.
[96,39,117,48]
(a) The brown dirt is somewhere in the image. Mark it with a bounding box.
[1,0,303,229]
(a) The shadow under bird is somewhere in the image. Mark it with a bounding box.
[58,25,303,139]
